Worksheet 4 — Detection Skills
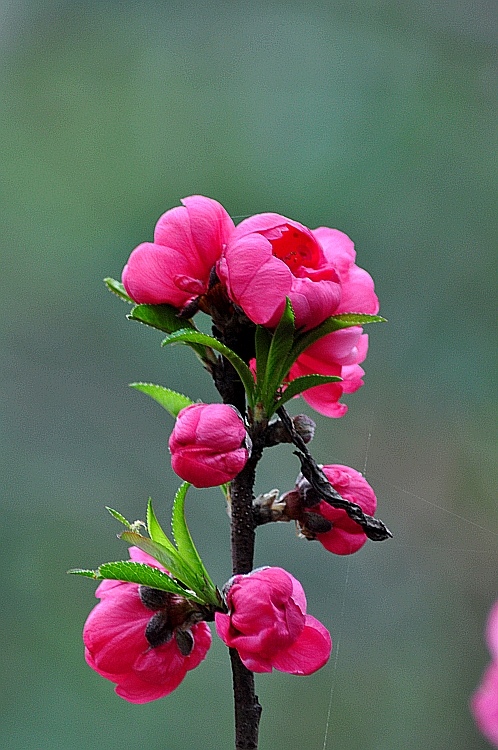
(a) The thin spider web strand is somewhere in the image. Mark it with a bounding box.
[321,554,352,750]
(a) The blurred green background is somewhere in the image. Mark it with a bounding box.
[1,1,496,748]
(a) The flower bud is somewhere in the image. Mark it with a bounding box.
[169,403,250,488]
[283,465,377,555]
[215,567,331,675]
[292,414,316,443]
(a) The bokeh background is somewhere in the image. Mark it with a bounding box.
[1,1,496,748]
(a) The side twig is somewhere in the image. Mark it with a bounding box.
[276,406,392,542]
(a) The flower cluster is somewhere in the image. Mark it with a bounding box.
[471,601,498,747]
[83,548,212,703]
[122,195,378,417]
[77,192,387,733]
[83,549,331,703]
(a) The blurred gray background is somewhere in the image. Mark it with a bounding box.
[1,1,496,748]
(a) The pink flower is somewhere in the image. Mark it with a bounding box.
[215,567,331,675]
[122,195,235,308]
[281,465,377,555]
[289,327,370,418]
[217,214,378,331]
[471,663,498,747]
[312,465,376,554]
[286,234,378,417]
[471,601,498,747]
[169,403,250,488]
[83,548,212,703]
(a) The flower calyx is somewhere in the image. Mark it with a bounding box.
[139,585,217,653]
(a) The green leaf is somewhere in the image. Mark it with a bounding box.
[67,568,102,579]
[130,383,194,418]
[146,498,176,551]
[104,277,134,304]
[289,313,386,367]
[162,330,256,407]
[106,507,133,529]
[264,298,296,407]
[97,561,200,597]
[128,303,192,333]
[171,483,218,604]
[119,530,203,594]
[272,374,343,413]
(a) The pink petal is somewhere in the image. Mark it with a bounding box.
[289,276,341,331]
[271,615,332,675]
[335,264,379,315]
[122,242,200,306]
[170,446,248,488]
[323,465,377,516]
[232,213,312,244]
[114,671,183,704]
[218,235,292,326]
[317,518,368,555]
[181,195,235,268]
[302,383,348,418]
[154,205,197,256]
[311,227,356,276]
[471,661,498,747]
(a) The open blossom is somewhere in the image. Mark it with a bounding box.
[281,465,377,555]
[122,195,234,308]
[288,236,378,417]
[169,403,250,488]
[471,601,498,747]
[83,547,211,703]
[215,567,331,675]
[217,213,378,331]
[289,326,369,418]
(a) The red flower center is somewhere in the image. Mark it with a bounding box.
[271,227,320,272]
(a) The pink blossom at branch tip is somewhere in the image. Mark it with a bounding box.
[289,327,369,417]
[471,601,498,747]
[83,547,211,703]
[122,195,235,307]
[215,567,331,675]
[169,403,250,488]
[217,213,378,331]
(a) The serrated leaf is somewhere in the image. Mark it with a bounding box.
[120,530,203,594]
[104,277,134,304]
[130,383,194,418]
[146,498,176,551]
[171,483,218,604]
[67,568,102,579]
[106,507,133,529]
[272,374,343,414]
[264,298,296,408]
[128,303,194,332]
[289,313,386,369]
[161,330,256,407]
[96,561,203,600]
